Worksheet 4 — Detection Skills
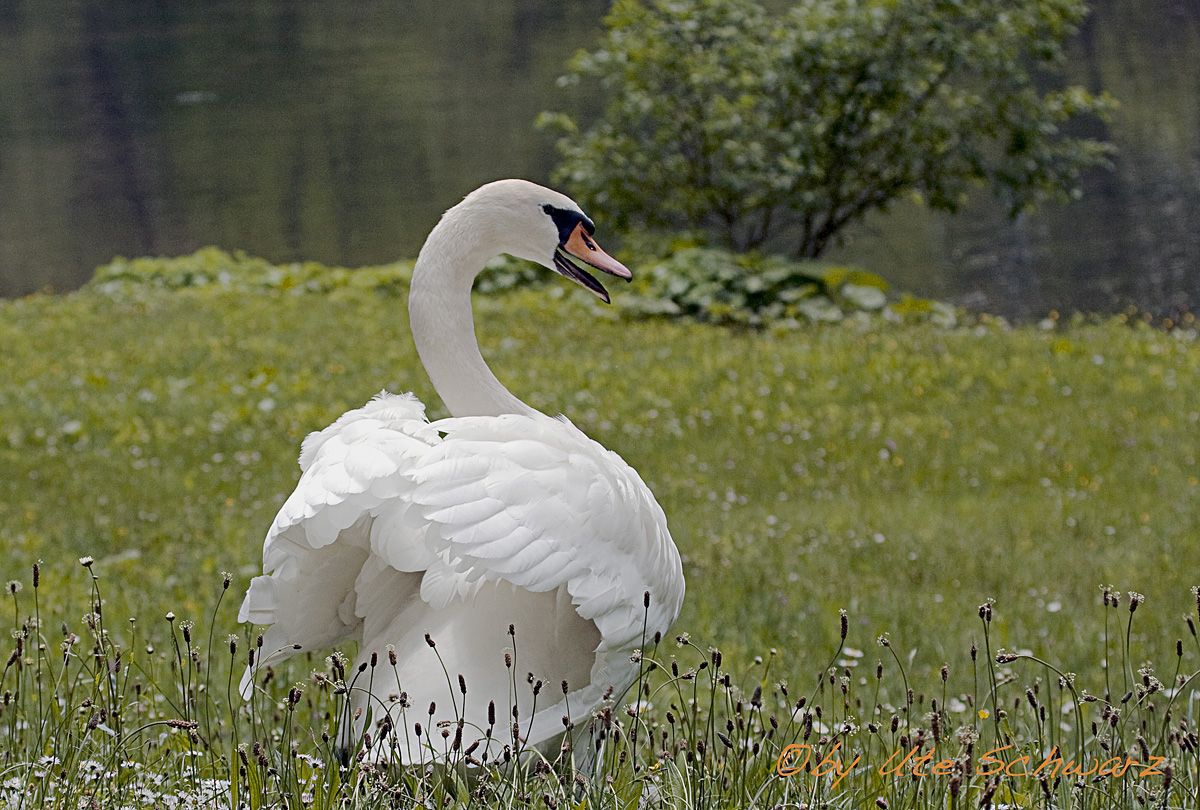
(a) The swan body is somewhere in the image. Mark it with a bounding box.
[238,180,685,765]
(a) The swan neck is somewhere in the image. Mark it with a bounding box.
[409,214,538,419]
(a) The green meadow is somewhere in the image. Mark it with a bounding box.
[2,256,1199,806]
[4,262,1199,668]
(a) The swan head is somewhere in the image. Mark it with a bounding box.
[457,179,632,304]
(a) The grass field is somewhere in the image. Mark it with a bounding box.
[2,265,1200,806]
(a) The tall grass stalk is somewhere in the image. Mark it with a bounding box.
[1,559,1198,808]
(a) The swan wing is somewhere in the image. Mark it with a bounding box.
[413,412,684,647]
[237,391,439,695]
[401,412,685,745]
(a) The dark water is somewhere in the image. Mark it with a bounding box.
[0,0,1197,319]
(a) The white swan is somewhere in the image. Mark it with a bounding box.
[237,179,685,765]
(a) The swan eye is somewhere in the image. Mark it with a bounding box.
[542,204,595,244]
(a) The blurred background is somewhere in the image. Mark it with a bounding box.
[0,0,1196,318]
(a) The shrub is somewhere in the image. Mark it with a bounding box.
[87,248,957,329]
[89,248,541,297]
[541,0,1116,258]
[620,247,957,328]
[90,247,414,296]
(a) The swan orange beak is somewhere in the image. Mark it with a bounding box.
[553,222,632,304]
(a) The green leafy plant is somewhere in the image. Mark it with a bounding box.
[90,248,549,298]
[541,0,1116,258]
[88,248,957,329]
[620,247,957,328]
[90,247,414,297]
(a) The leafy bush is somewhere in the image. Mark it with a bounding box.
[90,247,414,296]
[90,247,546,298]
[541,0,1116,258]
[472,254,550,294]
[87,248,956,328]
[620,247,957,328]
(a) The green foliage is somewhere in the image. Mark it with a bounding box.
[92,247,415,296]
[473,254,552,295]
[91,248,550,298]
[620,246,958,328]
[541,0,1116,258]
[89,248,958,329]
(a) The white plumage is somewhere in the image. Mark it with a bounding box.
[238,180,685,765]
